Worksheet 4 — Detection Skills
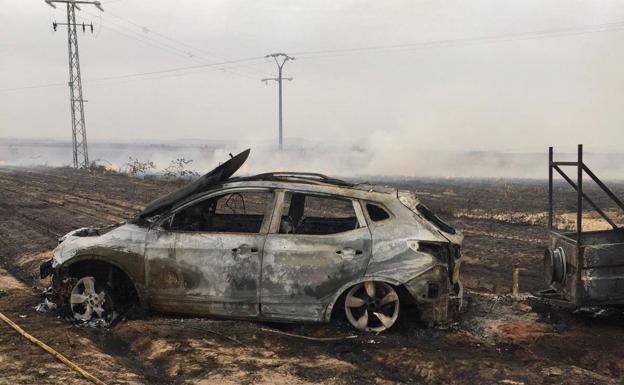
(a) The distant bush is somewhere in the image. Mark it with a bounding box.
[126,157,156,177]
[89,161,108,174]
[89,159,118,175]
[163,158,199,179]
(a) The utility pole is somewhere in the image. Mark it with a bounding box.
[262,53,294,151]
[45,0,103,168]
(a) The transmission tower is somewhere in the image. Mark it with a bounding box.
[262,53,294,151]
[46,0,103,168]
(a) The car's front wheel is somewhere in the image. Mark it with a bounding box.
[344,281,400,332]
[70,276,115,325]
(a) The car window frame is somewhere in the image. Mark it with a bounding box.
[268,189,367,236]
[154,187,277,235]
[361,200,394,225]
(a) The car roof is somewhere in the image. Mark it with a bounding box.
[232,172,396,193]
[233,172,352,187]
[149,178,396,219]
[218,177,398,198]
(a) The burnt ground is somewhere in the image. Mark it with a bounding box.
[1,167,624,385]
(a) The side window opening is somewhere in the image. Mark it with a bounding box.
[366,203,390,222]
[165,191,272,233]
[279,192,358,235]
[416,203,456,235]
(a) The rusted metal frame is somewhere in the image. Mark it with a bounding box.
[548,147,553,231]
[582,164,624,213]
[552,161,578,166]
[577,144,583,246]
[552,165,618,230]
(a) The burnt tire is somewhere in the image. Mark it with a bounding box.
[544,247,566,284]
[70,276,115,325]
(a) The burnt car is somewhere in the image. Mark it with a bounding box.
[41,149,463,332]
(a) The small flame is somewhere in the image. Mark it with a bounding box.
[109,162,120,171]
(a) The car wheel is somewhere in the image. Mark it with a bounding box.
[70,276,115,324]
[344,281,400,332]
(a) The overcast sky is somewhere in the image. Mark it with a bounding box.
[1,0,624,153]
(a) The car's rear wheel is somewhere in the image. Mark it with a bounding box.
[70,276,115,325]
[344,281,400,332]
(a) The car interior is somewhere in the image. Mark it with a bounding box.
[279,192,358,235]
[165,190,359,236]
[166,191,271,233]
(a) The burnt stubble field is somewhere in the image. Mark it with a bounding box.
[1,167,624,385]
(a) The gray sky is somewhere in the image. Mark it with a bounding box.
[1,0,624,153]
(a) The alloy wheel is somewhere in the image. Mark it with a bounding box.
[70,276,113,323]
[344,281,400,332]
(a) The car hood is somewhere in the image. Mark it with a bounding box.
[137,149,250,219]
[52,223,148,268]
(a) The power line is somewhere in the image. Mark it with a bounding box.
[0,81,67,92]
[86,62,261,87]
[77,11,208,62]
[91,19,257,80]
[0,56,266,93]
[101,10,270,77]
[291,19,624,59]
[90,56,265,81]
[5,19,624,93]
[77,9,265,79]
[109,12,221,58]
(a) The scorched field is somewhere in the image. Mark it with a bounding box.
[1,166,623,385]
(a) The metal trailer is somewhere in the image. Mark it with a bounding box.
[542,144,624,306]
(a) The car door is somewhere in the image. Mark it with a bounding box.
[145,188,275,317]
[261,190,372,321]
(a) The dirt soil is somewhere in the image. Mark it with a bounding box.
[1,167,623,385]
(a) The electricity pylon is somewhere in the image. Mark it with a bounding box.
[262,53,294,151]
[45,0,103,168]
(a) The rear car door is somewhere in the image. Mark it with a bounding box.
[261,191,371,321]
[146,188,274,317]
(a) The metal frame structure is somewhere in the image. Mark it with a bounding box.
[46,0,103,168]
[548,144,624,247]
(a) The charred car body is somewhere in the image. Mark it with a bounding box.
[543,145,624,307]
[41,149,463,331]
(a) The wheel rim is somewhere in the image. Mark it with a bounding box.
[344,281,400,332]
[70,276,110,322]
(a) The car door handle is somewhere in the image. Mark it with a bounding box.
[232,247,259,253]
[336,248,363,255]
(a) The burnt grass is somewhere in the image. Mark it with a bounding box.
[1,166,624,384]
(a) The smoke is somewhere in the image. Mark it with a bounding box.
[1,137,624,180]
